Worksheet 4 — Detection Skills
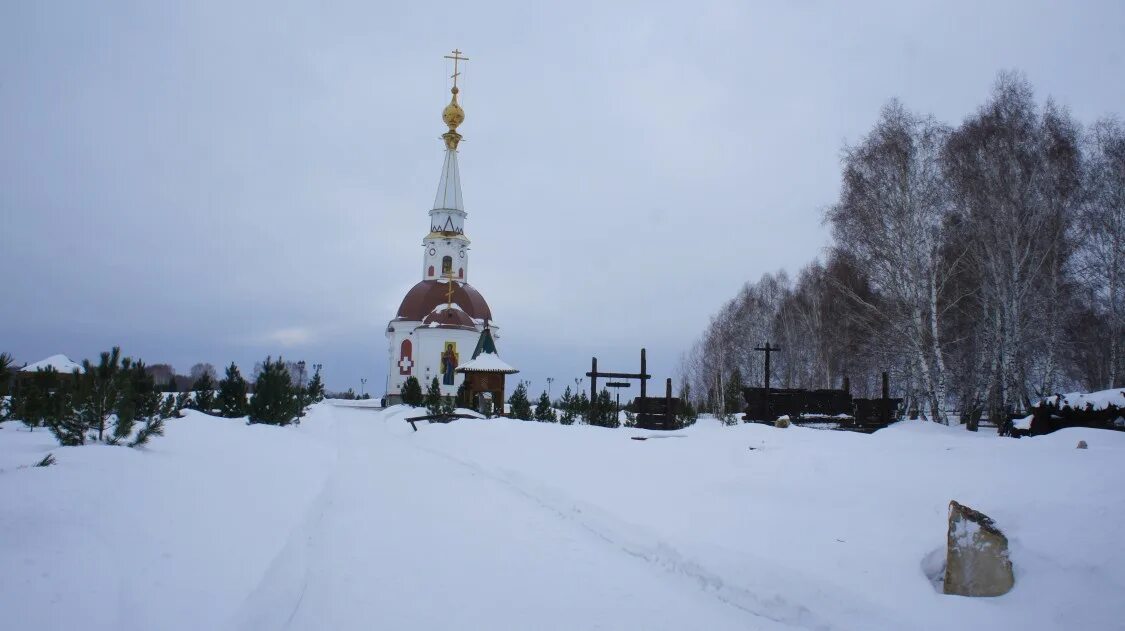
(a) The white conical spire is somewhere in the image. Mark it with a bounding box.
[432,148,464,211]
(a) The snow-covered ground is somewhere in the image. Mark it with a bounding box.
[2,405,1123,630]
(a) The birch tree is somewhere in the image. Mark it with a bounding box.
[827,100,955,423]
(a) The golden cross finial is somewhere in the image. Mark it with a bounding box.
[444,49,469,89]
[444,272,456,307]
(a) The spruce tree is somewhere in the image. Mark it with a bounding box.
[217,362,249,418]
[249,356,299,426]
[425,377,443,415]
[192,371,217,414]
[508,381,532,420]
[400,376,423,407]
[534,391,557,422]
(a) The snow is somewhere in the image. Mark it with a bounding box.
[456,351,518,373]
[18,354,84,373]
[2,407,1124,630]
[1043,388,1125,411]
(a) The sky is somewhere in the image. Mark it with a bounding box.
[3,0,1124,396]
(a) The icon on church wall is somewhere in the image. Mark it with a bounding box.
[441,256,453,276]
[440,342,458,385]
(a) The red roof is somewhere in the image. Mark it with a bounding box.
[396,280,493,322]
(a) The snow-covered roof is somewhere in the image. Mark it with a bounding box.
[20,354,84,374]
[1043,388,1125,411]
[432,148,463,211]
[456,352,519,374]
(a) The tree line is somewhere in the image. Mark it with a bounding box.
[0,349,327,446]
[681,72,1124,428]
[397,375,697,428]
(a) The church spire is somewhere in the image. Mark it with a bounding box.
[432,48,467,214]
[422,50,471,282]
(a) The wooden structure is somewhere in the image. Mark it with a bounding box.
[632,378,679,430]
[586,349,680,430]
[456,327,518,416]
[742,371,902,433]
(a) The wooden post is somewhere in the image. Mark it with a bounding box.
[881,371,890,423]
[639,348,647,419]
[591,356,597,402]
[754,342,782,421]
[665,377,673,429]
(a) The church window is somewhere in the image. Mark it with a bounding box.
[442,256,453,275]
[458,267,464,279]
[427,265,434,276]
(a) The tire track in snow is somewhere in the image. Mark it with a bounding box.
[403,439,839,630]
[231,410,342,631]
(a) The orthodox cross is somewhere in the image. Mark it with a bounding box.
[753,342,782,390]
[444,49,469,88]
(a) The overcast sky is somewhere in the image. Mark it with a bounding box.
[3,1,1124,395]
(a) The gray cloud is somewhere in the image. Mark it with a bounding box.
[3,0,1124,394]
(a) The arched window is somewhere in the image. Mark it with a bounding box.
[427,265,435,277]
[458,267,464,279]
[441,255,453,275]
[398,339,413,375]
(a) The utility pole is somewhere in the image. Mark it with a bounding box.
[360,377,367,398]
[546,377,554,398]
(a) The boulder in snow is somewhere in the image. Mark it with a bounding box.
[943,501,1014,597]
[774,415,791,428]
[1077,440,1088,449]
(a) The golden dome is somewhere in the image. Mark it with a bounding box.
[442,87,465,131]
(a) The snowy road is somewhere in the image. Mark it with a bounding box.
[234,405,773,630]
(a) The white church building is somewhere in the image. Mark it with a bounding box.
[384,56,505,404]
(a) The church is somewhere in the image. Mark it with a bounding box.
[384,51,515,405]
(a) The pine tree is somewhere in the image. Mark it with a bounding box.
[77,347,123,442]
[534,390,557,422]
[47,382,84,446]
[508,381,532,420]
[217,362,249,418]
[558,386,576,425]
[575,390,590,422]
[425,377,443,415]
[249,356,299,426]
[192,371,217,414]
[306,369,326,403]
[112,359,164,445]
[400,376,423,407]
[0,351,14,397]
[456,379,471,409]
[724,367,744,417]
[589,388,619,428]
